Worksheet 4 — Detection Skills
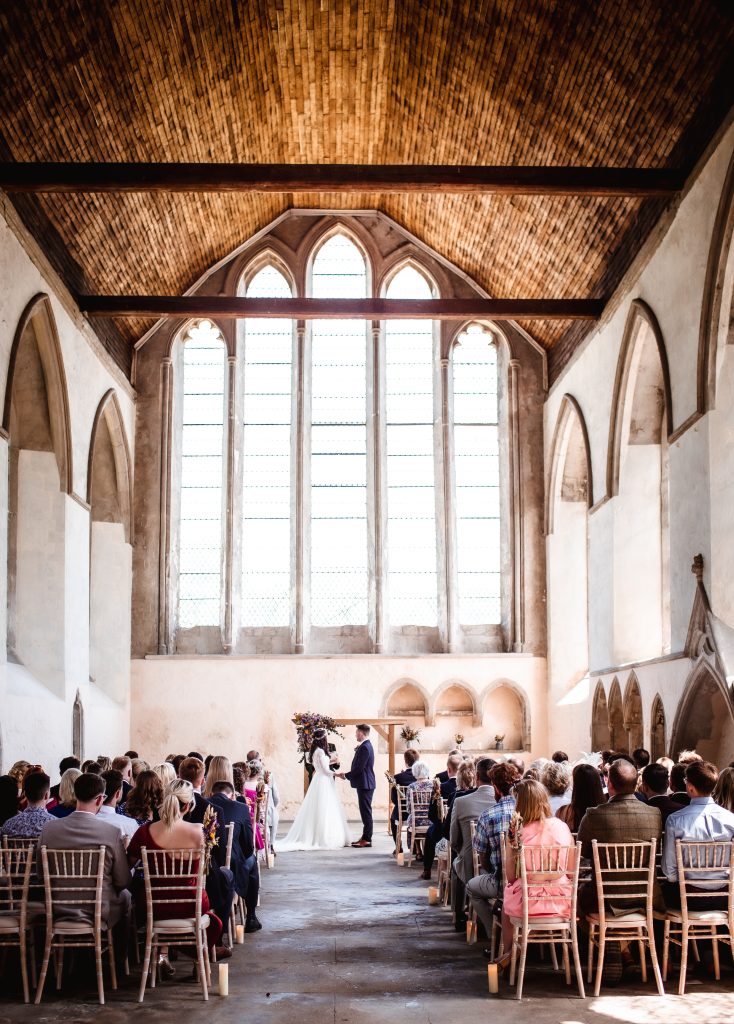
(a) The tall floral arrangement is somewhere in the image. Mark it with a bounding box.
[292,712,343,764]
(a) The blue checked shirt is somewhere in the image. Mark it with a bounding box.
[472,794,515,885]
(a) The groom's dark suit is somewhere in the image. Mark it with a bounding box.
[345,739,376,842]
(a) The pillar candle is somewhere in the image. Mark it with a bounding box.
[218,963,229,997]
[396,851,404,866]
[235,923,245,944]
[487,963,499,994]
[427,886,439,905]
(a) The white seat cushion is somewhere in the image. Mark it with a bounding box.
[509,916,571,927]
[0,914,20,933]
[662,909,728,923]
[152,915,209,934]
[586,912,646,924]
[53,919,95,935]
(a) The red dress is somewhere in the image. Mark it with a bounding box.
[128,823,222,951]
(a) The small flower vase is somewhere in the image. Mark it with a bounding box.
[495,740,504,751]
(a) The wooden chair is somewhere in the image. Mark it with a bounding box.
[257,788,272,868]
[586,839,664,996]
[437,840,452,907]
[659,839,734,995]
[506,840,585,1000]
[35,846,116,1005]
[406,787,432,865]
[0,838,36,1002]
[222,821,245,945]
[138,846,211,1002]
[466,820,481,943]
[394,785,408,858]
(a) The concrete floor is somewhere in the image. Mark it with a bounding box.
[2,830,734,1023]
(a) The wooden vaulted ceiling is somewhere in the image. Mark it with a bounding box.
[0,0,732,381]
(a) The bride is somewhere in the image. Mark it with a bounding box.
[276,729,352,851]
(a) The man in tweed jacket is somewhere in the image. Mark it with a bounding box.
[578,758,662,915]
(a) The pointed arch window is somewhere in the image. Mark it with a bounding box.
[178,319,227,628]
[385,266,438,626]
[309,234,369,626]
[241,265,293,627]
[452,324,501,625]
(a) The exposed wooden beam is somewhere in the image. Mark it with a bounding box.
[1,163,683,196]
[77,296,604,320]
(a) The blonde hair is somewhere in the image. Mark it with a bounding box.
[59,767,82,807]
[131,758,150,779]
[203,755,234,797]
[677,749,703,766]
[457,760,476,791]
[513,778,552,823]
[153,762,177,787]
[713,767,734,813]
[159,779,194,829]
[8,761,30,786]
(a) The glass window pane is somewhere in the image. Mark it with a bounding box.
[385,267,437,626]
[310,235,368,626]
[453,327,501,625]
[241,266,292,627]
[178,320,226,628]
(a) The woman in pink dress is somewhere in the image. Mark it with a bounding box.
[498,778,575,964]
[243,760,265,852]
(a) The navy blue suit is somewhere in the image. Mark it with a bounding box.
[346,740,376,841]
[208,792,260,917]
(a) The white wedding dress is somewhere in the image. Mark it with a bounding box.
[276,748,352,852]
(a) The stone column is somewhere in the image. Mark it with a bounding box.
[222,354,237,653]
[157,356,172,654]
[440,355,459,653]
[292,321,307,653]
[368,321,387,652]
[508,358,525,653]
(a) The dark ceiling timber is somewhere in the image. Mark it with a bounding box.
[77,296,604,320]
[0,163,684,196]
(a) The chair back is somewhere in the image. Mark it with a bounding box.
[257,787,270,832]
[140,846,205,921]
[469,819,480,878]
[674,839,734,923]
[395,785,408,823]
[591,839,656,921]
[223,822,235,870]
[515,840,581,927]
[408,786,432,831]
[0,840,34,921]
[39,846,105,928]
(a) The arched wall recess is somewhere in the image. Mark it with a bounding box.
[545,394,593,535]
[669,659,734,765]
[622,672,644,752]
[608,677,626,751]
[381,678,431,720]
[650,693,667,761]
[591,680,611,751]
[430,679,481,728]
[479,679,531,749]
[87,389,133,544]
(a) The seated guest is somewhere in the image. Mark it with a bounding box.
[48,768,82,817]
[657,756,675,772]
[188,751,204,761]
[153,762,177,788]
[125,750,139,759]
[124,769,163,825]
[466,761,521,939]
[82,760,102,775]
[557,763,605,832]
[128,780,227,967]
[541,760,572,814]
[436,750,461,785]
[677,749,703,766]
[551,751,569,763]
[670,762,692,806]
[97,756,112,772]
[713,766,734,812]
[50,756,80,802]
[99,770,139,840]
[39,774,131,960]
[131,758,150,781]
[389,749,419,847]
[497,779,575,962]
[405,761,433,836]
[180,757,211,823]
[111,755,133,798]
[243,761,266,852]
[0,774,20,825]
[577,758,662,915]
[208,780,261,933]
[632,748,650,770]
[203,755,234,797]
[420,754,463,879]
[1,771,54,837]
[232,765,247,802]
[639,763,683,825]
[450,757,496,927]
[247,748,280,853]
[437,753,462,799]
[662,761,734,911]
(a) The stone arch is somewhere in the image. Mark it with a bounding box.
[431,679,480,728]
[591,680,611,751]
[381,678,430,720]
[546,394,593,534]
[670,659,734,765]
[236,246,298,297]
[480,679,530,750]
[623,672,644,753]
[608,678,626,751]
[87,390,133,544]
[379,255,439,298]
[650,693,667,762]
[3,293,73,494]
[72,690,84,762]
[304,220,374,294]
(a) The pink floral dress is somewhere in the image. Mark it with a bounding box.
[502,816,575,920]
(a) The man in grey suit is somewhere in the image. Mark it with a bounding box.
[449,757,496,927]
[38,773,132,957]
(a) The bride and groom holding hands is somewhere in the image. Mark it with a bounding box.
[277,724,376,852]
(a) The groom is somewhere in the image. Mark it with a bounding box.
[339,724,376,848]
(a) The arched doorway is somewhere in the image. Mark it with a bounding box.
[670,662,734,765]
[650,694,666,761]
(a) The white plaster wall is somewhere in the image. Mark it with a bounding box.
[709,345,734,628]
[547,501,588,699]
[90,522,133,704]
[131,655,547,817]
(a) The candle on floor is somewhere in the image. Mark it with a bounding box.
[487,963,499,994]
[466,920,473,941]
[235,923,245,944]
[396,851,404,866]
[218,963,229,997]
[427,886,439,905]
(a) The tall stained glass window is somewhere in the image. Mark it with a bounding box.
[310,234,368,626]
[178,319,226,627]
[241,265,292,626]
[452,325,501,624]
[385,267,438,626]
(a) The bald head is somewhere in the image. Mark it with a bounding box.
[608,758,639,796]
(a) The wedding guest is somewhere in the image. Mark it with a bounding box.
[557,763,605,832]
[124,769,163,825]
[232,765,247,801]
[496,779,575,963]
[455,759,476,795]
[153,762,177,788]
[405,761,433,838]
[0,775,20,825]
[389,749,419,847]
[111,755,133,798]
[48,768,82,818]
[8,761,30,794]
[656,756,675,773]
[420,754,464,878]
[450,757,496,928]
[124,750,139,759]
[632,748,650,770]
[247,749,280,852]
[179,757,211,824]
[203,755,234,797]
[128,779,227,970]
[466,761,521,939]
[551,751,569,763]
[541,760,572,814]
[170,754,186,775]
[677,749,703,766]
[50,756,80,802]
[639,763,683,825]
[97,756,112,772]
[188,751,204,761]
[208,779,262,933]
[670,762,692,806]
[713,766,734,812]
[243,760,266,852]
[1,771,53,838]
[436,750,461,786]
[82,760,102,775]
[131,758,150,781]
[99,769,139,840]
[507,757,526,776]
